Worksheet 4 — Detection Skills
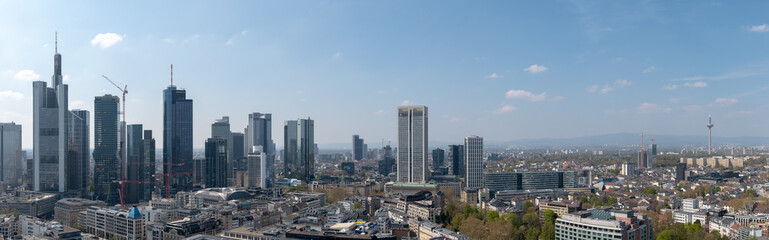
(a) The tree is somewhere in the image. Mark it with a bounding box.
[642,187,658,195]
[540,222,555,240]
[543,209,557,224]
[353,202,361,210]
[487,211,500,221]
[525,226,541,240]
[505,213,522,228]
[523,212,540,228]
[523,201,535,213]
[743,189,759,198]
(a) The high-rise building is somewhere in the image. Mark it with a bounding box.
[141,130,155,201]
[397,106,428,183]
[646,143,656,168]
[432,148,444,170]
[247,146,266,188]
[284,118,314,183]
[447,145,465,177]
[68,110,89,196]
[211,117,233,182]
[0,123,22,186]
[93,95,121,204]
[464,136,483,189]
[676,162,687,182]
[205,138,228,188]
[245,113,274,187]
[637,150,648,168]
[162,85,193,196]
[379,145,395,176]
[352,135,364,161]
[621,161,636,176]
[125,124,144,204]
[33,35,69,192]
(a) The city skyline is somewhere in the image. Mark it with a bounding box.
[2,1,769,149]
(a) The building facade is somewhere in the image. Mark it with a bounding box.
[78,206,144,240]
[245,113,274,187]
[68,110,89,196]
[0,123,22,187]
[211,117,233,183]
[284,118,314,183]
[484,171,578,193]
[447,145,464,177]
[205,138,228,188]
[163,85,194,196]
[397,106,428,183]
[93,95,121,204]
[54,198,106,228]
[556,209,653,240]
[431,148,444,171]
[464,136,483,189]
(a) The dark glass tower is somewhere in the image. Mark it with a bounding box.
[68,110,89,196]
[126,124,143,203]
[93,95,120,204]
[142,130,156,201]
[352,135,364,161]
[284,118,314,183]
[163,85,193,196]
[205,138,228,188]
[432,148,445,170]
[447,145,465,177]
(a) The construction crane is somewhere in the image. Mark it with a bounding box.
[101,75,127,123]
[112,180,157,209]
[638,133,655,152]
[102,75,128,181]
[153,171,195,199]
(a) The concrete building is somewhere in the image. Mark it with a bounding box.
[464,136,483,189]
[0,190,56,218]
[54,198,106,228]
[211,116,233,182]
[245,113,274,187]
[284,118,314,183]
[556,209,653,240]
[33,37,69,192]
[78,206,144,240]
[484,171,578,193]
[68,110,89,196]
[163,84,194,196]
[397,106,428,183]
[0,123,22,187]
[205,138,228,188]
[621,161,636,176]
[539,200,582,221]
[93,94,121,205]
[247,146,267,188]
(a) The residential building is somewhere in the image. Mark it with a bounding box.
[93,94,121,204]
[397,106,428,183]
[205,138,228,188]
[163,84,194,196]
[539,200,582,221]
[676,162,687,182]
[621,161,636,176]
[284,118,314,183]
[464,136,483,189]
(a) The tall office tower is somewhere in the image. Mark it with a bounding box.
[125,124,148,204]
[231,132,245,177]
[93,95,120,204]
[247,146,266,188]
[33,35,69,192]
[464,136,483,189]
[352,135,364,161]
[379,145,395,176]
[432,148,445,170]
[397,106,428,183]
[211,117,233,182]
[383,145,393,159]
[141,130,155,201]
[284,118,315,183]
[621,161,636,175]
[0,123,22,186]
[447,145,465,177]
[362,144,368,159]
[67,110,89,195]
[245,113,274,187]
[205,138,228,188]
[637,150,648,168]
[163,85,193,196]
[675,162,687,182]
[646,144,656,168]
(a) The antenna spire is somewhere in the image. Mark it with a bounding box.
[171,64,173,86]
[55,32,58,54]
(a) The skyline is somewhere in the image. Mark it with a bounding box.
[2,1,769,149]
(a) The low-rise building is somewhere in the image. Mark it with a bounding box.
[54,198,106,228]
[78,206,144,240]
[555,208,653,240]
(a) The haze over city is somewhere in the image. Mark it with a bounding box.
[2,1,768,149]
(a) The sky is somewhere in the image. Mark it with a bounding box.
[1,1,768,149]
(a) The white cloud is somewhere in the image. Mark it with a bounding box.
[599,85,614,94]
[333,52,342,58]
[643,66,657,73]
[614,79,631,87]
[374,109,384,115]
[673,71,757,82]
[663,84,678,90]
[551,96,565,101]
[225,39,234,46]
[636,102,666,114]
[13,70,39,81]
[71,100,84,108]
[485,73,501,79]
[241,29,248,35]
[90,33,123,48]
[586,85,600,93]
[713,98,738,104]
[587,79,631,94]
[749,24,769,32]
[400,100,411,105]
[523,64,548,73]
[494,105,516,114]
[683,81,708,88]
[63,74,71,82]
[0,91,24,101]
[505,89,547,101]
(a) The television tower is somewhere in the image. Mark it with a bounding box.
[706,114,714,154]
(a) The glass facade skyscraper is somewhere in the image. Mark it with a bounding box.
[464,136,483,189]
[246,113,274,187]
[205,138,228,188]
[284,118,314,183]
[0,123,22,186]
[93,95,120,204]
[163,85,193,196]
[397,106,428,183]
[68,110,89,196]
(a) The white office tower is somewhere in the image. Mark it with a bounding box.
[247,146,266,188]
[464,136,483,189]
[397,106,428,183]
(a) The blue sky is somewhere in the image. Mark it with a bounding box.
[1,1,768,149]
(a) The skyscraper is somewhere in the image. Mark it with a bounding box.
[646,143,656,168]
[247,146,266,188]
[464,136,483,189]
[93,95,120,204]
[205,138,228,188]
[142,130,156,201]
[0,123,22,186]
[211,117,233,182]
[352,135,364,161]
[68,110,89,196]
[125,124,149,204]
[447,145,465,177]
[432,148,445,170]
[379,145,395,176]
[397,106,428,183]
[33,35,69,192]
[162,85,193,196]
[675,162,687,182]
[245,113,274,187]
[284,118,314,183]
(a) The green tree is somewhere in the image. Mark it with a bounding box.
[642,187,658,195]
[525,226,541,240]
[523,201,535,213]
[487,211,500,221]
[353,202,361,210]
[540,222,555,240]
[505,213,521,228]
[523,212,540,227]
[543,209,557,224]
